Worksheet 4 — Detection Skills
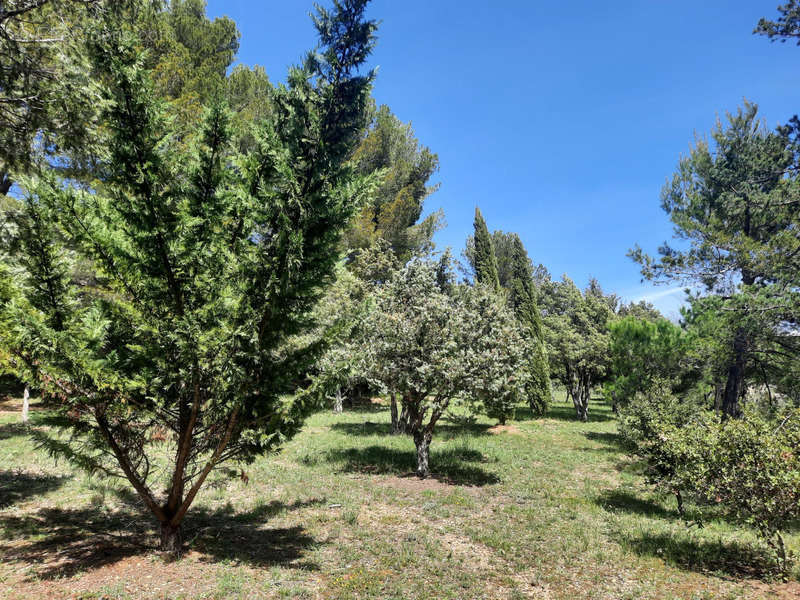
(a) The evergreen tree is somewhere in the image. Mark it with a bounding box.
[507,235,551,415]
[472,207,500,290]
[630,104,800,418]
[344,105,441,262]
[0,0,378,553]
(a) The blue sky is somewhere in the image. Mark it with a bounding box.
[206,1,800,319]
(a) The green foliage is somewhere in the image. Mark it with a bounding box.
[630,103,800,417]
[541,276,615,421]
[0,0,108,188]
[622,392,800,578]
[0,0,378,549]
[345,105,441,262]
[755,1,800,43]
[694,406,800,577]
[605,316,695,410]
[364,259,528,475]
[471,207,500,291]
[506,234,550,415]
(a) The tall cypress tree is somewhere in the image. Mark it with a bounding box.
[507,234,551,415]
[472,207,500,290]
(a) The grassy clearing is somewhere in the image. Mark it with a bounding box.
[0,395,798,599]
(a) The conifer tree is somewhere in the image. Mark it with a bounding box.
[0,0,378,553]
[507,234,551,415]
[472,207,500,290]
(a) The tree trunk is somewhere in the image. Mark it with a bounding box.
[390,392,399,433]
[160,521,182,553]
[0,173,11,197]
[722,330,747,419]
[414,430,432,479]
[333,387,343,413]
[21,386,30,424]
[397,400,411,434]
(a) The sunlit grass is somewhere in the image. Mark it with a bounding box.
[0,392,797,599]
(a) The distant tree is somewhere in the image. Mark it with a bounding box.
[630,104,800,418]
[0,0,378,553]
[616,300,663,322]
[0,0,109,194]
[344,105,441,262]
[542,276,614,421]
[604,316,695,411]
[471,207,500,290]
[465,229,519,288]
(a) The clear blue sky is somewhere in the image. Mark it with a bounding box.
[207,0,799,319]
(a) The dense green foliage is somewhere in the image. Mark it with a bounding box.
[344,105,441,261]
[471,207,500,291]
[364,259,528,476]
[605,316,695,410]
[0,0,378,551]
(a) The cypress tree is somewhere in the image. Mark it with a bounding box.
[508,234,551,415]
[472,207,500,290]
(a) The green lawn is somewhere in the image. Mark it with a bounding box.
[0,396,797,599]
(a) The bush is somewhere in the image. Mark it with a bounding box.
[622,390,800,578]
[696,407,800,578]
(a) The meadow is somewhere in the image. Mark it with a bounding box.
[0,393,797,600]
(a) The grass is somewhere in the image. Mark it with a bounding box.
[0,394,798,599]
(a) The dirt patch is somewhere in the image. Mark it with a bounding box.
[745,580,800,600]
[377,474,455,493]
[487,424,522,435]
[0,396,45,415]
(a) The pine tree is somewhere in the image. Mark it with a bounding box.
[507,234,551,415]
[472,207,500,290]
[0,0,378,553]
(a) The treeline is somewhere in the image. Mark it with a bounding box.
[0,0,798,578]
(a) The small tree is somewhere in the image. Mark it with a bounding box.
[365,259,526,477]
[605,316,695,411]
[0,0,378,552]
[542,276,614,421]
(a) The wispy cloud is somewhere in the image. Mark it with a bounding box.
[632,286,687,303]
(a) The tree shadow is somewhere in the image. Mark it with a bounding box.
[308,445,499,486]
[0,499,323,580]
[584,431,623,447]
[0,470,69,508]
[596,488,677,520]
[0,422,30,441]
[621,531,777,579]
[188,498,325,568]
[540,401,615,423]
[330,420,492,438]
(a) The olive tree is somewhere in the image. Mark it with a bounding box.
[365,259,527,477]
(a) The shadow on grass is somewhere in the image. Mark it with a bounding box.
[0,499,323,580]
[308,444,499,486]
[596,488,677,520]
[330,420,492,438]
[0,470,68,508]
[0,422,30,441]
[539,401,616,423]
[622,531,778,579]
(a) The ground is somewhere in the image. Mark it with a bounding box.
[0,394,798,600]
